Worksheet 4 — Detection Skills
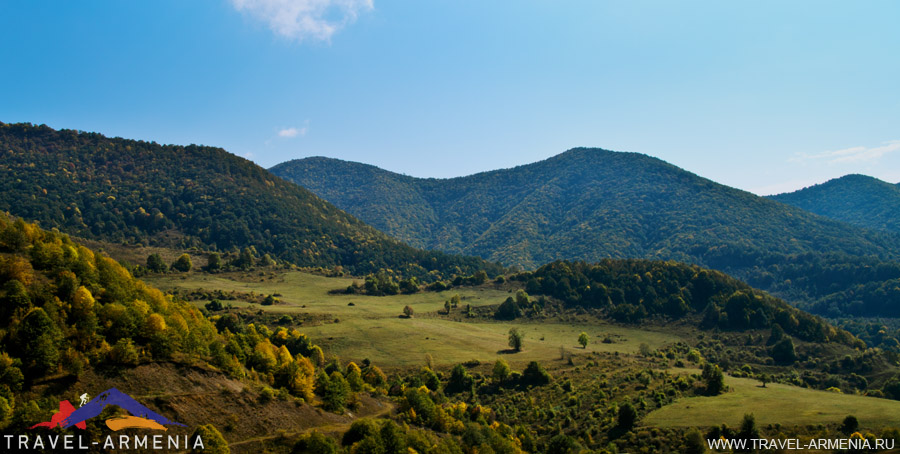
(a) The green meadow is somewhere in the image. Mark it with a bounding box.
[147,271,680,368]
[644,370,900,428]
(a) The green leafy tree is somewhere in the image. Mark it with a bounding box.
[321,371,350,413]
[617,402,637,431]
[445,364,474,395]
[13,308,61,376]
[840,415,859,435]
[1,280,30,318]
[684,428,706,454]
[146,253,167,273]
[402,305,414,318]
[293,431,339,454]
[578,332,589,349]
[190,424,229,454]
[204,252,222,272]
[702,363,726,396]
[547,434,578,454]
[508,327,523,352]
[492,358,511,384]
[521,361,552,385]
[771,337,797,364]
[494,297,522,320]
[171,253,192,272]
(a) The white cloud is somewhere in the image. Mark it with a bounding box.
[791,140,900,165]
[231,0,373,42]
[278,126,305,138]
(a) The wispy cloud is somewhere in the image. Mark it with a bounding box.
[278,126,306,138]
[231,0,373,42]
[791,140,900,165]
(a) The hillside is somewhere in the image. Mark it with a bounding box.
[770,174,900,234]
[271,150,900,317]
[0,215,401,450]
[0,122,502,279]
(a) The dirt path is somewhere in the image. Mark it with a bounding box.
[228,400,395,450]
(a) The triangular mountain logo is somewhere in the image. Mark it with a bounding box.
[31,388,185,431]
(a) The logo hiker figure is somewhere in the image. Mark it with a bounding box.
[79,393,89,407]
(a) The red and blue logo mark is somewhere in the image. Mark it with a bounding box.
[30,388,184,431]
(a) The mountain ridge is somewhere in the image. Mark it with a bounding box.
[770,174,900,234]
[0,122,502,278]
[270,149,900,317]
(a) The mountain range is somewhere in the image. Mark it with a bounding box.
[0,122,501,278]
[770,174,900,234]
[271,149,900,317]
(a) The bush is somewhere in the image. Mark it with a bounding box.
[110,338,139,366]
[293,431,339,454]
[521,361,551,386]
[508,328,523,352]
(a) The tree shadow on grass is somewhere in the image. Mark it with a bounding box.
[496,348,520,355]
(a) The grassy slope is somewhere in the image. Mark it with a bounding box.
[146,271,681,368]
[644,370,900,428]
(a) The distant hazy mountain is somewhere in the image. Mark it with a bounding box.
[770,174,900,234]
[0,122,500,278]
[271,149,900,317]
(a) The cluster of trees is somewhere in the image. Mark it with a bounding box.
[0,215,395,435]
[0,122,503,280]
[0,216,219,427]
[514,260,862,347]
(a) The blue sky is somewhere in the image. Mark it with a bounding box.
[1,1,898,195]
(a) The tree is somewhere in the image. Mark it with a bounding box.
[515,289,530,306]
[767,323,785,346]
[702,363,726,396]
[321,371,350,413]
[578,332,590,349]
[204,252,222,272]
[492,358,511,384]
[171,253,192,272]
[293,431,339,454]
[840,415,859,435]
[757,373,770,388]
[14,308,61,376]
[508,327,523,352]
[190,424,229,454]
[402,305,414,318]
[547,434,578,454]
[146,253,167,273]
[494,297,522,320]
[771,337,797,364]
[1,280,30,318]
[110,338,139,366]
[684,428,706,454]
[521,361,552,385]
[617,402,637,431]
[737,413,759,442]
[346,362,364,392]
[445,364,474,394]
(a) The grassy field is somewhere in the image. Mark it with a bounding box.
[644,370,900,428]
[147,271,682,368]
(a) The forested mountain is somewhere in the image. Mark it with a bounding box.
[0,122,501,278]
[770,174,900,234]
[271,149,900,317]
